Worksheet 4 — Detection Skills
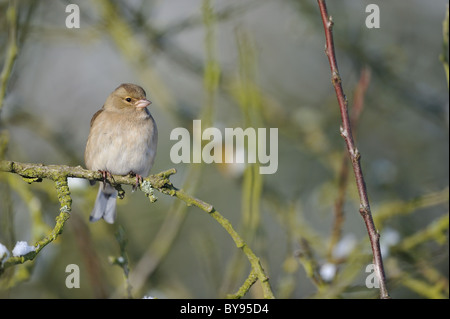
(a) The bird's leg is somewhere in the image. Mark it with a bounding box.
[98,170,113,189]
[129,171,143,192]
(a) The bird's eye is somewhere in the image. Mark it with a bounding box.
[125,97,132,102]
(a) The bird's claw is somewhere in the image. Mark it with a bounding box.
[98,170,113,189]
[130,172,143,192]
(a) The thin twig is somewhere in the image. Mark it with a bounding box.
[316,0,389,299]
[227,270,258,299]
[328,67,371,260]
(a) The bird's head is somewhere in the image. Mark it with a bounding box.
[105,83,151,111]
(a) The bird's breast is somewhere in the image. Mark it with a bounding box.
[85,110,157,177]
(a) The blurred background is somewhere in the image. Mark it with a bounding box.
[0,0,448,299]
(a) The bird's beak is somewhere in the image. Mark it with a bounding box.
[135,99,151,108]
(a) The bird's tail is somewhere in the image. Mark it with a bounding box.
[90,182,117,224]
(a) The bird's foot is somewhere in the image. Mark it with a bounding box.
[129,171,143,192]
[98,170,113,189]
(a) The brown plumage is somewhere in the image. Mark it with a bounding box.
[85,83,158,223]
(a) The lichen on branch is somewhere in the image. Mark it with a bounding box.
[0,160,274,298]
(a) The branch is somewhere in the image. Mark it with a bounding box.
[227,270,258,299]
[317,0,390,299]
[328,67,371,261]
[0,160,274,298]
[0,160,175,189]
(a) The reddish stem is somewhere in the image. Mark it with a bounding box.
[317,0,390,299]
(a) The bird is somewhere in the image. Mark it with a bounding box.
[84,83,158,224]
